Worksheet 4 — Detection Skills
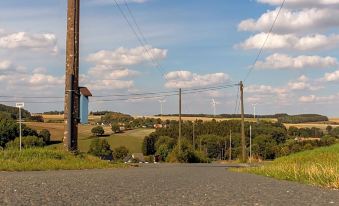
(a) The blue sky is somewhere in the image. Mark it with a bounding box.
[1,0,339,116]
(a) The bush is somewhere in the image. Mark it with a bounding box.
[6,136,45,149]
[166,140,209,163]
[88,139,113,160]
[114,146,129,160]
[91,126,105,137]
[142,133,158,155]
[111,124,121,133]
[38,129,51,143]
[155,136,175,161]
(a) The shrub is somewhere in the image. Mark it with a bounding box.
[111,124,121,133]
[6,136,45,149]
[166,140,209,163]
[88,139,113,160]
[38,129,51,143]
[91,126,105,137]
[114,146,129,160]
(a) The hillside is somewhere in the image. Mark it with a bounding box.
[0,104,31,119]
[236,144,339,189]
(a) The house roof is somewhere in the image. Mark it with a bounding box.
[79,87,92,97]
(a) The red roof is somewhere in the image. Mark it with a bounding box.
[79,87,92,97]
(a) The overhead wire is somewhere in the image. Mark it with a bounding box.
[243,0,286,82]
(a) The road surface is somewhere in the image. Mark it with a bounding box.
[0,164,338,205]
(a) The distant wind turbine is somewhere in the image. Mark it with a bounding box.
[211,98,217,116]
[158,99,166,116]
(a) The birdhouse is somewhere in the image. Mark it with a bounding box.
[79,87,92,124]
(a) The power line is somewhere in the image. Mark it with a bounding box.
[112,0,166,77]
[243,0,286,82]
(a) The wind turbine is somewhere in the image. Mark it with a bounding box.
[158,99,166,116]
[211,98,217,116]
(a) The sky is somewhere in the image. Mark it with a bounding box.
[1,0,339,116]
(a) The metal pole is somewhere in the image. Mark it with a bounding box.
[240,81,247,163]
[179,88,182,151]
[19,107,22,151]
[64,0,80,152]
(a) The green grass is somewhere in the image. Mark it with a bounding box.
[234,144,339,189]
[78,129,154,153]
[0,148,127,171]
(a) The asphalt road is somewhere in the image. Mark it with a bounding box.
[0,164,338,206]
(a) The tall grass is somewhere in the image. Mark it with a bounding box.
[0,148,126,171]
[235,144,339,189]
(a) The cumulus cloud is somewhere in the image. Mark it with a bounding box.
[287,75,321,91]
[238,8,339,34]
[238,33,339,51]
[0,31,58,54]
[322,70,339,82]
[164,71,230,89]
[87,46,167,66]
[255,53,338,70]
[258,0,339,8]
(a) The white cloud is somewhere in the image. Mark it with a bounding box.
[87,46,167,66]
[238,33,339,51]
[287,75,321,91]
[238,8,339,34]
[0,60,12,70]
[86,0,148,5]
[323,70,339,82]
[0,31,58,54]
[258,0,339,8]
[255,53,338,70]
[299,94,338,103]
[88,66,139,79]
[164,71,230,89]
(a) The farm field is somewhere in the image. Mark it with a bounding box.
[25,122,154,153]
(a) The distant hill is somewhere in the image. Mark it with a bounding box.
[0,104,31,119]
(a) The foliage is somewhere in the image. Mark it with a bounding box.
[330,127,339,138]
[43,111,64,115]
[288,126,323,138]
[38,129,51,143]
[111,124,121,133]
[0,148,126,171]
[166,139,209,163]
[252,135,277,160]
[91,126,105,137]
[278,114,328,124]
[113,146,129,160]
[155,136,175,161]
[234,144,339,189]
[28,115,44,122]
[6,136,45,149]
[198,134,225,159]
[0,118,19,147]
[88,139,113,160]
[0,104,31,119]
[100,112,133,124]
[142,133,158,155]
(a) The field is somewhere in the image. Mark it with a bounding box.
[25,122,154,153]
[234,144,339,189]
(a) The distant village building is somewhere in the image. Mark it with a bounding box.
[79,87,92,124]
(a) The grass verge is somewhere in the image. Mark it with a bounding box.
[0,148,127,171]
[233,144,339,189]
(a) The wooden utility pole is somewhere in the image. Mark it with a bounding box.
[64,0,80,152]
[229,130,232,161]
[179,88,182,151]
[240,81,246,162]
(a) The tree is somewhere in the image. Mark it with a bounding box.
[91,126,105,137]
[38,129,51,143]
[88,139,113,160]
[111,124,121,133]
[166,139,209,163]
[326,125,333,134]
[0,118,19,147]
[114,146,129,160]
[253,135,277,160]
[142,133,158,155]
[155,136,175,161]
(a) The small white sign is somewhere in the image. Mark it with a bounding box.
[16,103,24,108]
